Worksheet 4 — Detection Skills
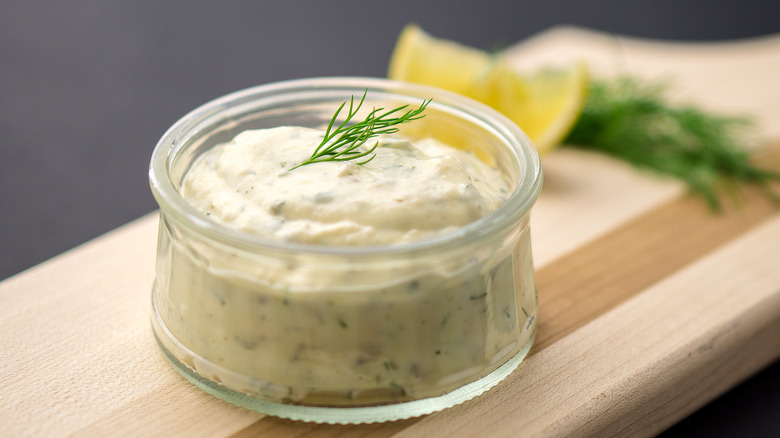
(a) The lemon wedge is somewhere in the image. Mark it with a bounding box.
[388,24,588,156]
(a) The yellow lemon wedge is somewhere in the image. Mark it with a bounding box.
[388,24,589,156]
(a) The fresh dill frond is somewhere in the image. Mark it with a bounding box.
[565,77,780,210]
[289,90,431,171]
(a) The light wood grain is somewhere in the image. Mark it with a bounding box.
[531,148,682,267]
[400,213,780,438]
[534,179,780,352]
[2,27,780,437]
[0,217,261,437]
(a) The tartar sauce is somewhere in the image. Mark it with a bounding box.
[161,126,537,405]
[181,126,510,245]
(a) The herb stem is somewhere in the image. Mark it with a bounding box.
[289,90,431,171]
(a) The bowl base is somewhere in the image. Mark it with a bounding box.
[151,294,535,424]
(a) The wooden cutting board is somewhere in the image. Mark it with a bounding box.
[2,27,780,437]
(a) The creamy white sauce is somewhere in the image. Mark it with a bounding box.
[158,126,537,405]
[181,127,509,245]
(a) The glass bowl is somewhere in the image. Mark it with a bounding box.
[148,77,542,423]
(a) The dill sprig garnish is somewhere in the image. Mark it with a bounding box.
[564,76,780,210]
[289,90,431,171]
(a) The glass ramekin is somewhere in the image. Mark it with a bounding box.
[148,77,542,423]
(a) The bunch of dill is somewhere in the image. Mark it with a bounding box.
[564,77,780,210]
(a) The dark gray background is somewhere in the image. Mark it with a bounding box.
[2,1,779,435]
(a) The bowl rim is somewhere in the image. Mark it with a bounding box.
[148,76,543,258]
